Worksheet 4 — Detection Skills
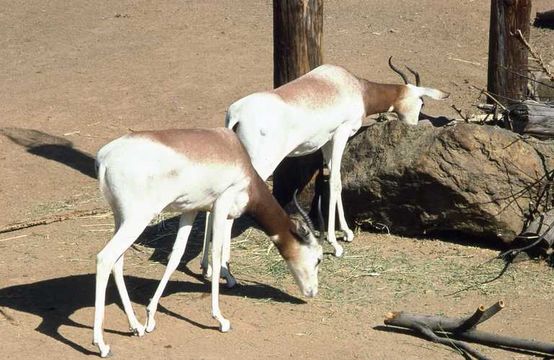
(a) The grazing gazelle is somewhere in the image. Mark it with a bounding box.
[202,57,449,275]
[93,128,323,357]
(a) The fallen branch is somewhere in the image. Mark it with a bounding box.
[384,301,554,359]
[0,208,111,235]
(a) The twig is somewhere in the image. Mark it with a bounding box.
[0,208,111,234]
[501,66,554,89]
[448,57,482,67]
[0,234,29,242]
[451,104,469,122]
[494,218,554,262]
[446,261,511,296]
[512,29,553,81]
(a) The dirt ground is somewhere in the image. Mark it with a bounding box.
[1,1,554,359]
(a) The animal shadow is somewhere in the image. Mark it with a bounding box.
[0,270,302,355]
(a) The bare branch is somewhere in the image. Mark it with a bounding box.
[0,208,111,235]
[513,29,553,81]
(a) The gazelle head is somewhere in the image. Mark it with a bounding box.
[281,191,324,298]
[388,56,450,125]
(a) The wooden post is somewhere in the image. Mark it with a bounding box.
[487,0,532,106]
[272,0,324,207]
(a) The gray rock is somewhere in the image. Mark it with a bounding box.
[341,120,554,243]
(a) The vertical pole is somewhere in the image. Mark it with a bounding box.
[487,0,532,106]
[272,0,324,207]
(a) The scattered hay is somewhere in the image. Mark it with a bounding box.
[95,211,554,306]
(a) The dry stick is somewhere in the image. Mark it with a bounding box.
[451,104,469,122]
[411,323,490,360]
[384,302,554,359]
[469,85,508,112]
[457,301,505,332]
[0,208,111,235]
[502,66,554,89]
[513,29,553,81]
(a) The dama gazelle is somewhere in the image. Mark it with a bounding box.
[93,128,323,357]
[202,57,449,274]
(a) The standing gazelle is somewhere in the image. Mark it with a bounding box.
[93,128,323,357]
[204,57,449,267]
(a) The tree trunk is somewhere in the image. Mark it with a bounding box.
[272,0,323,208]
[487,0,532,106]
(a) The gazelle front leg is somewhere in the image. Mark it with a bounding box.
[145,211,197,333]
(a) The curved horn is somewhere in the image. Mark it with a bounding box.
[293,189,316,234]
[406,66,421,86]
[317,196,325,243]
[388,56,409,85]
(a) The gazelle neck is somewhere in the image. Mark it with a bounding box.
[246,175,295,257]
[359,78,404,116]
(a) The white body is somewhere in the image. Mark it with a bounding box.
[218,63,448,257]
[228,65,362,257]
[229,65,365,181]
[93,128,322,358]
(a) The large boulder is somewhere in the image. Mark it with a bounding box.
[341,121,554,243]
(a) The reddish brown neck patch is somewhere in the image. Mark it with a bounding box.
[359,79,408,116]
[246,175,299,261]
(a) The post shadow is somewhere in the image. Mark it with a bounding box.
[1,127,97,178]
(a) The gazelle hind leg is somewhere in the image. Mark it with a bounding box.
[93,215,152,358]
[201,213,236,287]
[145,211,197,333]
[220,219,236,288]
[210,195,234,332]
[112,255,145,336]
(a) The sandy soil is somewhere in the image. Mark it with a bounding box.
[1,1,553,359]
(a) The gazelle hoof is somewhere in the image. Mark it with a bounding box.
[343,230,354,242]
[131,324,145,337]
[145,318,156,333]
[99,345,112,358]
[219,319,231,332]
[202,264,213,279]
[225,275,237,289]
[333,245,344,257]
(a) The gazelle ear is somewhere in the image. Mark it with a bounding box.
[290,218,311,243]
